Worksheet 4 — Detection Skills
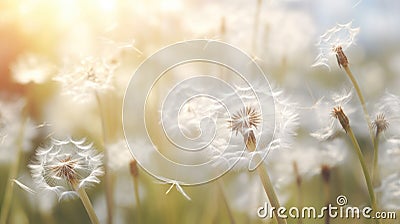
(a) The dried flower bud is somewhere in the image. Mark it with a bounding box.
[333,46,349,69]
[332,106,350,132]
[129,160,139,177]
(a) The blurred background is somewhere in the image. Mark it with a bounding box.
[0,0,399,223]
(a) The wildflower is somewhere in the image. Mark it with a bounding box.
[29,137,103,201]
[10,53,56,84]
[54,57,115,103]
[312,22,360,70]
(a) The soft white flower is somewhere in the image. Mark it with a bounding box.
[29,137,104,201]
[10,53,56,84]
[312,22,360,70]
[54,57,115,103]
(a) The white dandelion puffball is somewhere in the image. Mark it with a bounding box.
[29,137,103,201]
[312,22,360,70]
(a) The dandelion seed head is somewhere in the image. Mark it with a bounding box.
[216,87,299,170]
[228,106,261,136]
[54,57,115,103]
[312,22,359,69]
[372,113,389,134]
[29,137,103,200]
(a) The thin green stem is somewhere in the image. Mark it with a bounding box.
[343,65,375,147]
[0,111,27,224]
[217,180,236,224]
[95,92,113,224]
[347,128,379,224]
[75,186,100,224]
[293,162,303,224]
[257,160,287,224]
[372,132,381,187]
[133,176,140,210]
[132,175,141,223]
[322,168,331,224]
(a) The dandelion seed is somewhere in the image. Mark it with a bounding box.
[12,179,36,194]
[312,22,359,70]
[29,137,103,200]
[158,179,191,201]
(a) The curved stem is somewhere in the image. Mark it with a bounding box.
[257,160,287,224]
[347,128,380,224]
[75,185,100,224]
[0,111,27,224]
[343,65,375,147]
